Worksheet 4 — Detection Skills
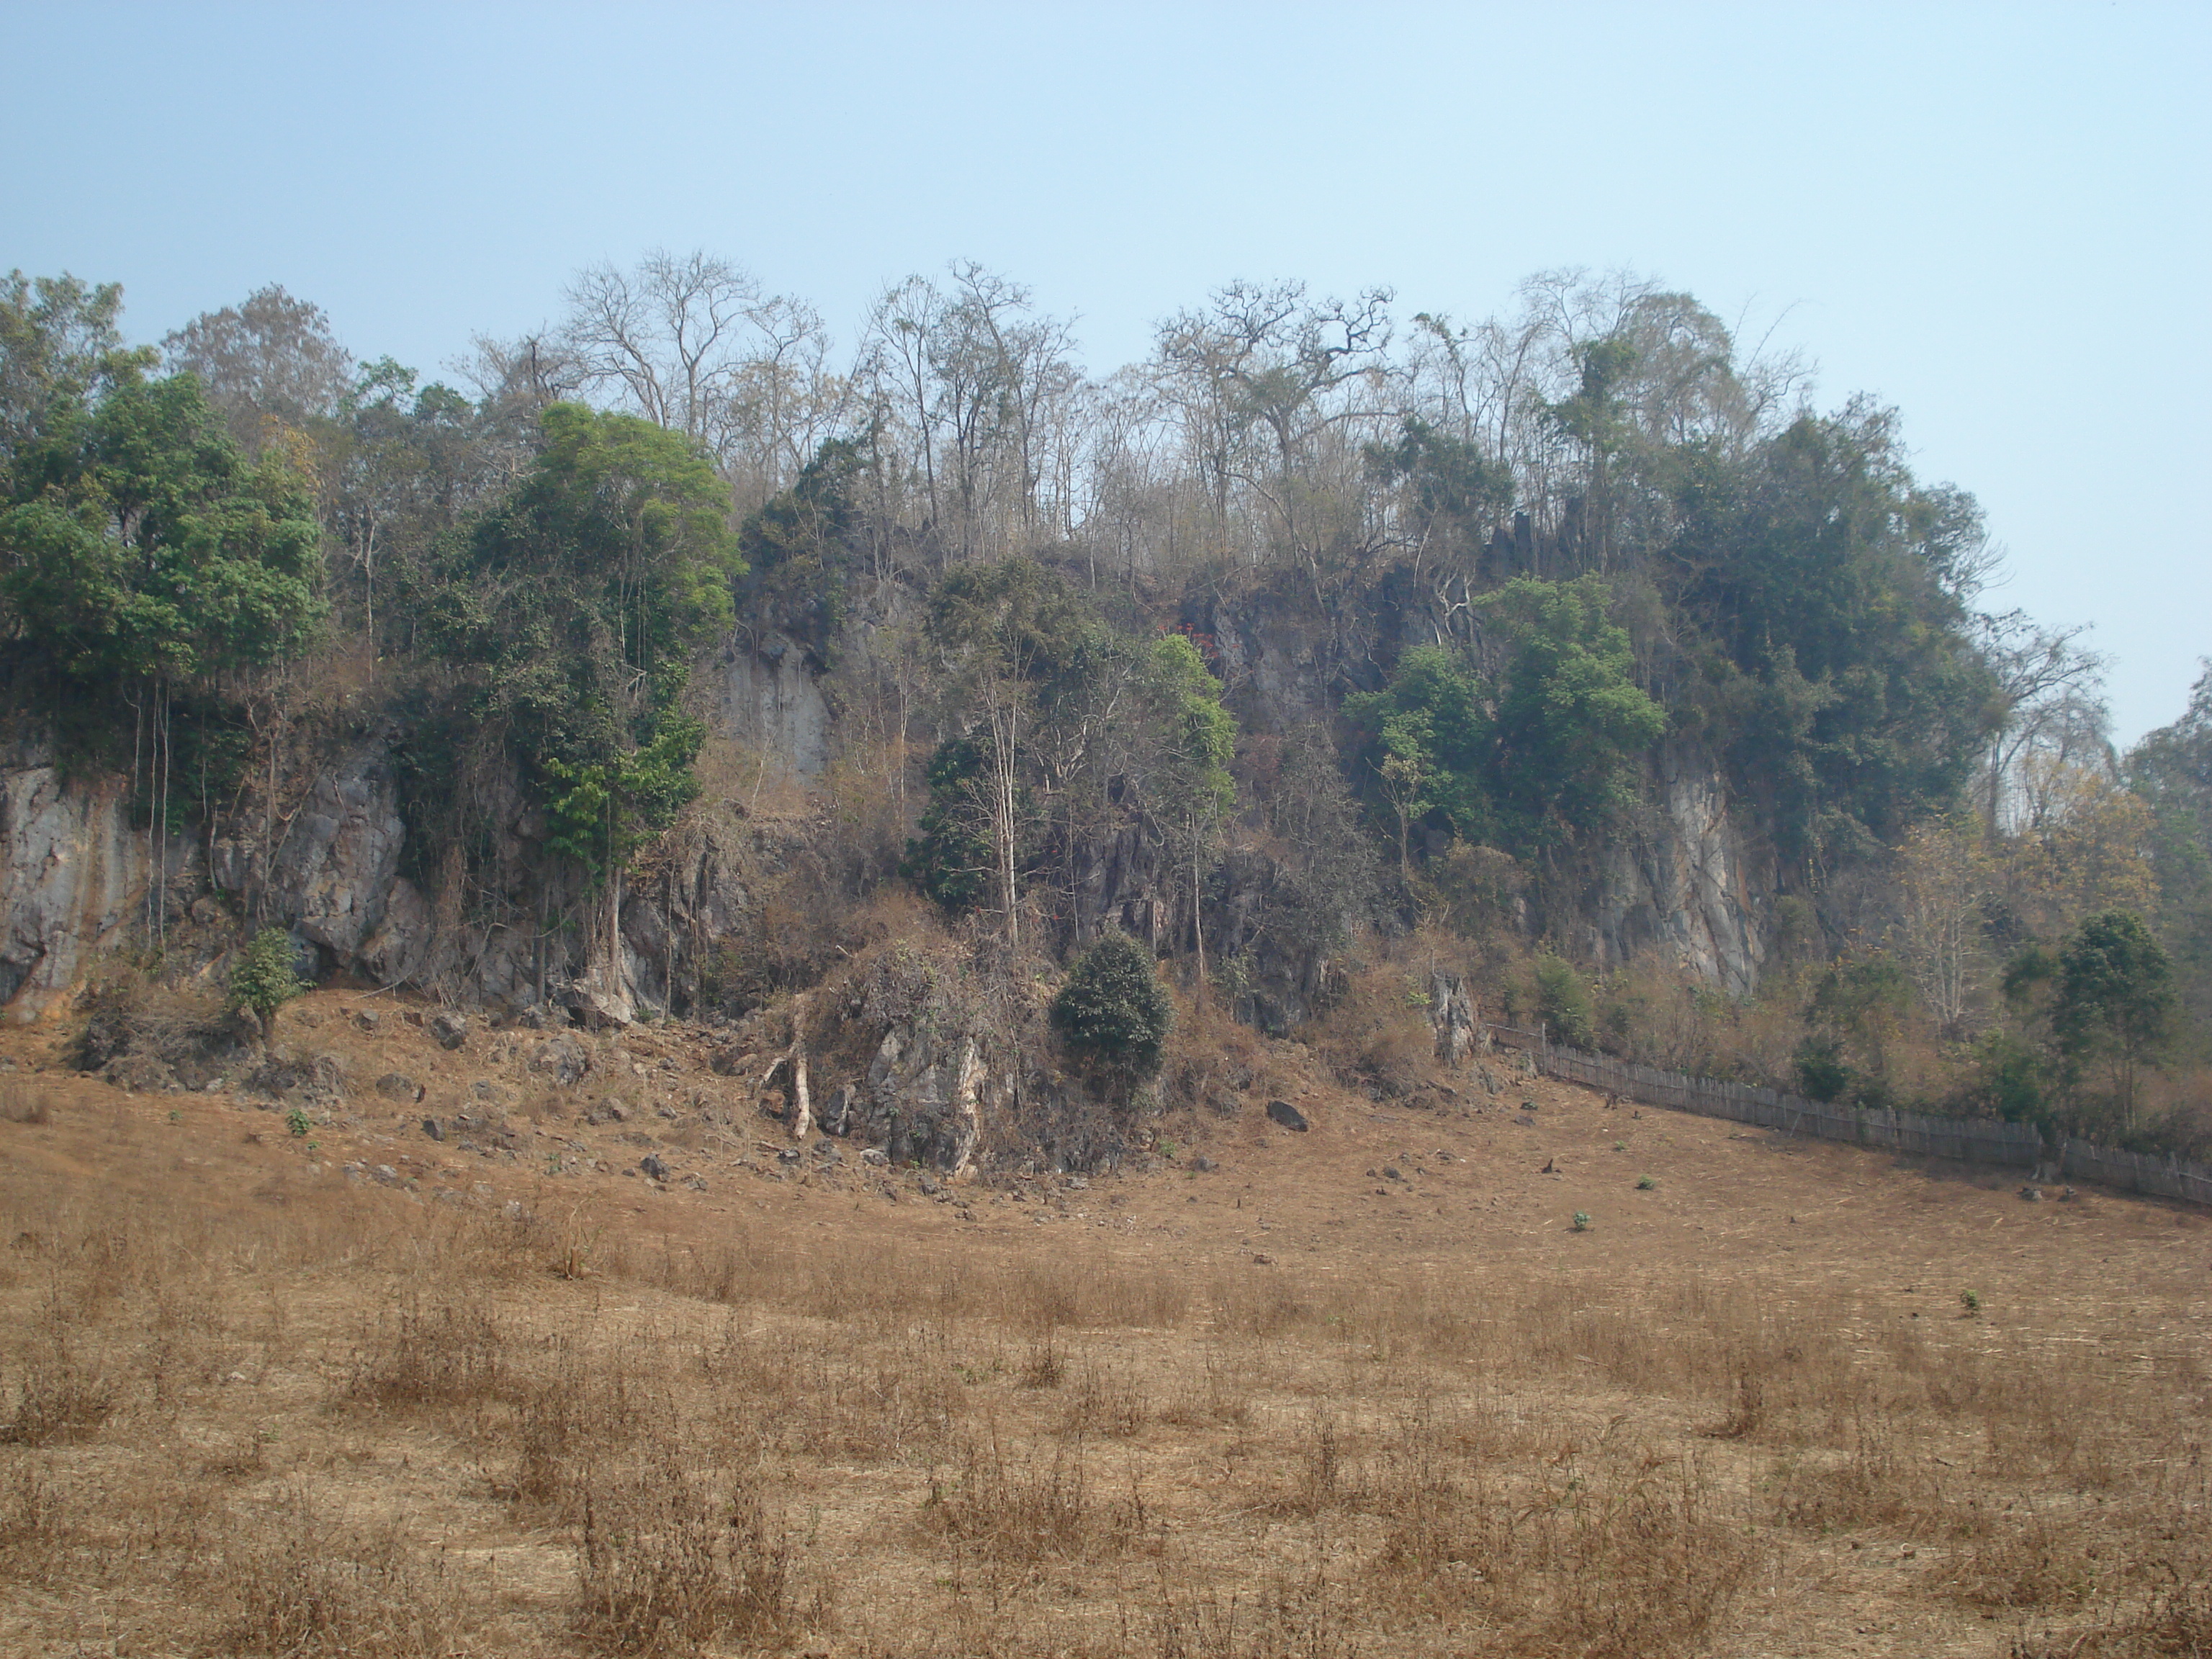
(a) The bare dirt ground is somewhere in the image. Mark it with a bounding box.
[1,989,2207,1658]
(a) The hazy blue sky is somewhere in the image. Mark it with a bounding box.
[6,1,2206,741]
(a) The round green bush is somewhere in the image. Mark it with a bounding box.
[230,927,306,1020]
[1051,931,1173,1087]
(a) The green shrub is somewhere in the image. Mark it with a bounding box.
[230,928,306,1021]
[1533,954,1594,1049]
[1570,1210,1592,1232]
[1635,1174,1657,1191]
[1051,932,1173,1090]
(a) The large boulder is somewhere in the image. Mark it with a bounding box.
[526,1034,590,1087]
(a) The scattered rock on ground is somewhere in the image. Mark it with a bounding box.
[430,1011,469,1051]
[1266,1099,1309,1132]
[99,1054,179,1093]
[376,1072,420,1103]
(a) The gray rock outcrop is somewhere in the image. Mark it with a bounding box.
[861,1025,984,1176]
[0,766,150,1022]
[264,744,406,968]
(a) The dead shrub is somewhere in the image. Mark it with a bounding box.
[1360,1415,1757,1659]
[73,968,236,1087]
[1534,1450,1761,1659]
[2010,1569,2212,1657]
[574,1442,797,1656]
[342,1296,505,1411]
[1017,1333,1066,1388]
[1704,1345,1768,1440]
[505,1368,585,1522]
[1,1326,120,1444]
[1157,1347,1251,1429]
[1146,1550,1357,1659]
[1305,957,1434,1100]
[0,1459,66,1578]
[1775,1409,1940,1533]
[1941,1506,2116,1613]
[220,1496,463,1659]
[927,1425,1140,1563]
[1064,1358,1148,1439]
[1264,1406,1346,1519]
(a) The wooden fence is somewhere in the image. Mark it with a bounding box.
[1489,1025,2211,1209]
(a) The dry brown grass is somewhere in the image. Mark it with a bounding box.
[1,1041,2208,1659]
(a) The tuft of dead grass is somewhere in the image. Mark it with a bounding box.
[219,1492,466,1659]
[575,1439,801,1656]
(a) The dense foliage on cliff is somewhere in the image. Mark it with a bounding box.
[0,258,2203,1150]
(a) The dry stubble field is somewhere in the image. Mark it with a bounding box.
[1,992,2208,1658]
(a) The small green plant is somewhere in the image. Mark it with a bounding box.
[285,1107,312,1138]
[1960,1289,1982,1315]
[1157,1139,1178,1160]
[1571,1211,1591,1232]
[168,1109,181,1124]
[1613,1140,1626,1151]
[229,927,306,1021]
[1636,1174,1657,1190]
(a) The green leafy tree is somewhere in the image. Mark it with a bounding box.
[1532,954,1595,1049]
[1483,575,1668,846]
[1794,956,1911,1107]
[920,557,1099,945]
[541,714,706,884]
[402,403,739,991]
[901,737,998,914]
[1146,632,1237,991]
[414,401,737,814]
[1,371,323,686]
[1346,576,1664,871]
[2051,909,2174,1135]
[737,435,864,645]
[1052,930,1174,1092]
[2126,662,2212,1044]
[1665,404,1998,869]
[1,271,154,459]
[1344,644,1493,855]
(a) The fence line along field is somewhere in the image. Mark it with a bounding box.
[1,993,2208,1658]
[1507,1026,2212,1208]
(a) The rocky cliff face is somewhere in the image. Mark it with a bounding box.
[0,580,1778,1037]
[259,742,409,972]
[716,629,832,778]
[0,764,153,1021]
[1590,742,1773,997]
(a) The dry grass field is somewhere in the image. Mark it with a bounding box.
[1,992,2208,1658]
